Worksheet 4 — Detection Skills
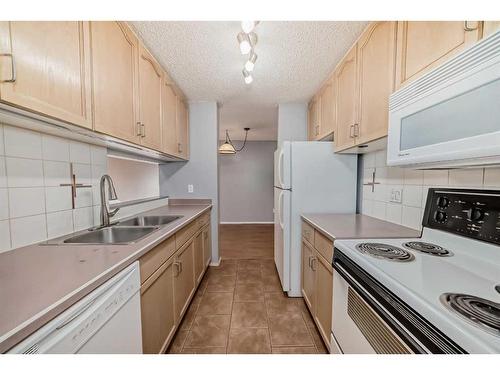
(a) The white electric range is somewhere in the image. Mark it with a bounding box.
[331,188,500,354]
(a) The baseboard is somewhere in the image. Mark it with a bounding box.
[209,257,221,267]
[220,221,274,225]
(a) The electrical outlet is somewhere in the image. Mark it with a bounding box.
[188,184,194,193]
[390,188,403,203]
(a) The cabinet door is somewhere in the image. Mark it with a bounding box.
[0,22,92,128]
[395,21,481,88]
[194,231,204,285]
[162,81,178,155]
[174,239,195,320]
[356,21,397,145]
[140,256,176,354]
[90,21,139,143]
[334,45,358,151]
[138,44,162,151]
[176,97,189,159]
[483,21,500,38]
[202,224,212,267]
[319,77,335,139]
[314,252,333,352]
[301,240,315,312]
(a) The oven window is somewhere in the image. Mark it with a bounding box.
[400,78,500,151]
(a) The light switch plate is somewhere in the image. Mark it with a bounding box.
[188,184,194,193]
[390,188,403,203]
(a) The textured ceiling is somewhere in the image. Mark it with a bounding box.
[130,21,368,140]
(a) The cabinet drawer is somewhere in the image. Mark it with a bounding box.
[314,230,334,262]
[139,235,175,284]
[197,211,210,229]
[175,220,198,249]
[302,221,314,244]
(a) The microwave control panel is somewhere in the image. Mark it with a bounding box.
[423,188,500,246]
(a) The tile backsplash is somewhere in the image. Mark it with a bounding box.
[360,149,500,231]
[0,123,108,252]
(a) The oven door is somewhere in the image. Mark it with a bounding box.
[332,268,413,354]
[332,249,466,354]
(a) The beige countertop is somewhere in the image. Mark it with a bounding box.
[0,202,212,353]
[301,213,420,242]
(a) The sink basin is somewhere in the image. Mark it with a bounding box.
[63,226,159,244]
[117,215,182,227]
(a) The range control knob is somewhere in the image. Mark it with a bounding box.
[465,208,484,221]
[436,196,450,209]
[434,211,447,223]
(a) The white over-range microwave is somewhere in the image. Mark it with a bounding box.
[387,30,500,169]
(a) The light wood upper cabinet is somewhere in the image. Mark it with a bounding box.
[140,256,176,354]
[483,21,500,38]
[334,45,358,151]
[174,239,195,320]
[161,81,178,155]
[176,97,189,159]
[138,43,162,151]
[395,21,481,88]
[318,77,336,140]
[0,21,92,128]
[90,21,139,143]
[356,21,397,145]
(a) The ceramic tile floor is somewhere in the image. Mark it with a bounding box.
[167,258,328,354]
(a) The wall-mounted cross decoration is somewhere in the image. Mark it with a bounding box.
[59,163,92,209]
[363,170,380,193]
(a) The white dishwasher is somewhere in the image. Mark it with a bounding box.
[9,261,142,354]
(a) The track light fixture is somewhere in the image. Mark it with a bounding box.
[237,32,252,55]
[242,69,253,84]
[237,22,260,83]
[245,51,258,72]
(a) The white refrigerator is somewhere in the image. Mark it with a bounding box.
[274,141,357,297]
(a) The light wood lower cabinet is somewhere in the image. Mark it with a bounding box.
[174,238,195,321]
[0,21,93,128]
[314,253,333,347]
[301,240,315,311]
[140,256,176,354]
[90,21,139,144]
[301,220,334,352]
[203,224,212,267]
[194,231,204,285]
[139,212,211,353]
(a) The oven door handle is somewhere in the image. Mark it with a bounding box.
[333,260,429,354]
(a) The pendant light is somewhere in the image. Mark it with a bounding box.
[218,128,250,155]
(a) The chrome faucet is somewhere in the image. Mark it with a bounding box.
[100,174,119,227]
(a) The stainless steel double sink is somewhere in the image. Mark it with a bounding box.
[58,215,182,245]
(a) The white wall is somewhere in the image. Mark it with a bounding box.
[277,102,307,147]
[108,157,160,202]
[359,149,500,230]
[159,101,219,262]
[0,124,108,252]
[219,141,276,223]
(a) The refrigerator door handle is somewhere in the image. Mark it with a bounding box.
[278,149,285,188]
[278,190,285,229]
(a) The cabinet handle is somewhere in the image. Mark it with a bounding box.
[136,122,142,136]
[464,21,478,31]
[311,257,317,271]
[308,256,312,268]
[174,262,181,277]
[0,53,16,83]
[141,123,146,138]
[179,261,183,274]
[178,142,182,153]
[315,125,319,136]
[353,123,359,137]
[349,125,354,138]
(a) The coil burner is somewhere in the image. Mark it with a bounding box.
[355,243,415,262]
